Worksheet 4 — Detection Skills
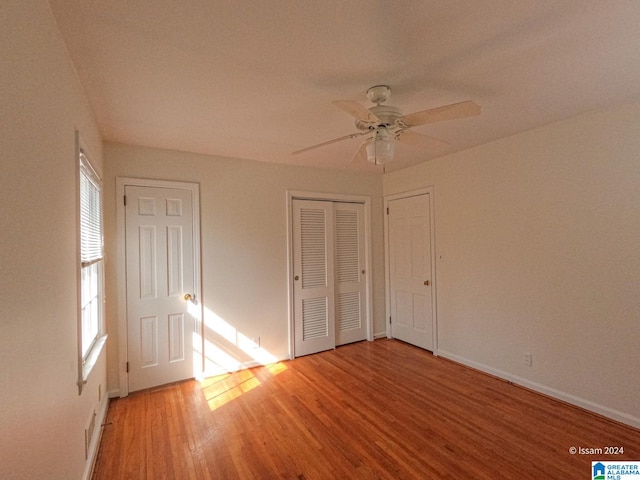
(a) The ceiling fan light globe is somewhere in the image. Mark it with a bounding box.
[377,138,395,164]
[366,137,394,165]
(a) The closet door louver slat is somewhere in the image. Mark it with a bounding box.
[337,291,361,332]
[300,208,328,289]
[335,209,359,284]
[302,298,329,340]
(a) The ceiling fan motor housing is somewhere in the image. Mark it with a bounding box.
[355,104,403,131]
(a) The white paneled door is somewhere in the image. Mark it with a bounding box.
[388,193,434,351]
[334,203,367,346]
[293,200,367,357]
[293,200,335,357]
[125,185,197,392]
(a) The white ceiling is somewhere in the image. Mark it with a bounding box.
[49,1,640,173]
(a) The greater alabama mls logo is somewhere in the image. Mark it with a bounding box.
[593,462,606,480]
[593,461,640,479]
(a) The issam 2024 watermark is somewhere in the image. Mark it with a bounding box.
[569,446,626,455]
[591,461,640,480]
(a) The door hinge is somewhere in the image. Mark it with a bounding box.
[386,207,389,215]
[126,361,129,373]
[389,316,392,324]
[123,195,127,206]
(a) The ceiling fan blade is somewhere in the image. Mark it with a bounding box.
[396,129,450,151]
[350,140,369,164]
[291,131,368,155]
[401,100,480,127]
[332,100,380,124]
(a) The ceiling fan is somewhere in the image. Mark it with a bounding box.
[292,85,480,166]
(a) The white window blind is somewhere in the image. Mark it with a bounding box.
[80,151,103,266]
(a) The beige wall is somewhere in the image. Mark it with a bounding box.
[103,143,385,391]
[0,2,107,479]
[384,99,640,426]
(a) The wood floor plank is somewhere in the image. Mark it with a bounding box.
[92,339,640,479]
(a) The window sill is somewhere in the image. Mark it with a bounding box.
[78,334,108,395]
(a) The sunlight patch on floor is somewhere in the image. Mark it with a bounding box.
[200,362,288,411]
[188,301,289,410]
[266,362,288,376]
[202,370,261,411]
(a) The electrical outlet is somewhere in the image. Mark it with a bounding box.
[523,353,533,367]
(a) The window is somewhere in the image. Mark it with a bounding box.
[78,146,106,391]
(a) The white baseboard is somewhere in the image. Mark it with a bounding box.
[82,396,109,480]
[437,349,640,430]
[202,353,291,380]
[107,389,121,399]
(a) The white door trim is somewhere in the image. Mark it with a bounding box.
[116,177,202,397]
[286,190,374,359]
[384,187,438,354]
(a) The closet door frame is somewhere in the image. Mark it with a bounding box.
[286,190,373,359]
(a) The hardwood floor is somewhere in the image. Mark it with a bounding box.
[93,339,640,479]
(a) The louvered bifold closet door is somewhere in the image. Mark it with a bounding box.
[334,203,367,346]
[293,200,336,357]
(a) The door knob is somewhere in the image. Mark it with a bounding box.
[184,293,194,301]
[424,280,430,286]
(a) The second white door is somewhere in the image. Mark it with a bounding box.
[388,193,434,351]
